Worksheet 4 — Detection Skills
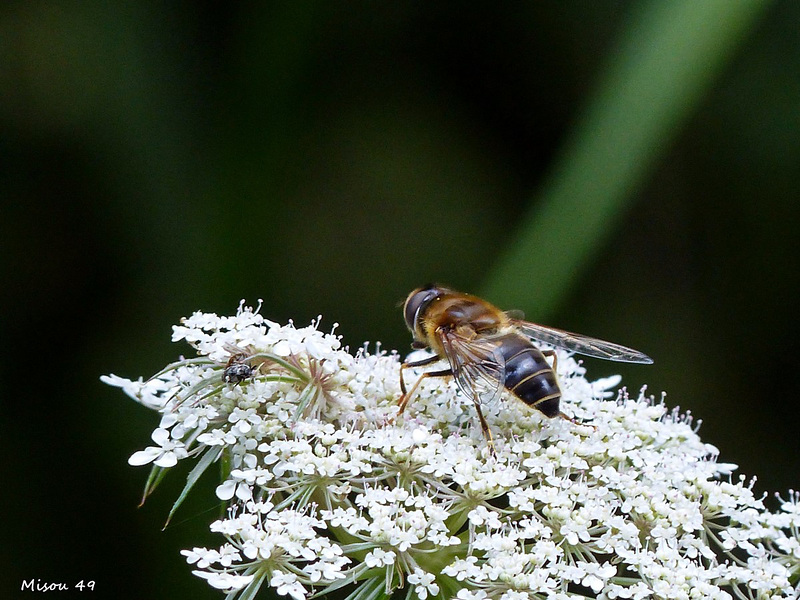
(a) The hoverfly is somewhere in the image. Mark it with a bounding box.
[398,285,652,454]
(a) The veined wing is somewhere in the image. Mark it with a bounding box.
[512,320,653,364]
[437,328,506,406]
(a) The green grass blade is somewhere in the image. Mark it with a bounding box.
[163,445,222,528]
[139,464,167,506]
[229,568,268,600]
[483,0,772,318]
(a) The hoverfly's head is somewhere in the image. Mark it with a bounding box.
[403,284,444,341]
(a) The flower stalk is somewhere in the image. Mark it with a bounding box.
[103,302,800,600]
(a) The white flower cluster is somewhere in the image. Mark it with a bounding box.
[103,302,800,600]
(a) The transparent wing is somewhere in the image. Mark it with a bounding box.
[437,328,506,406]
[512,320,653,364]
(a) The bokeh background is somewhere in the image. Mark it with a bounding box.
[2,1,798,598]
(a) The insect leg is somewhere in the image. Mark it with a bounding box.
[559,412,583,425]
[399,354,441,395]
[469,396,496,458]
[541,348,558,373]
[397,368,452,416]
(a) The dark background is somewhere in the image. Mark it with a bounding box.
[2,2,798,599]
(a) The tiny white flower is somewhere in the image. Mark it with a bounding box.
[456,590,487,600]
[468,505,502,529]
[270,570,306,600]
[443,556,482,581]
[407,568,439,599]
[181,547,220,568]
[303,559,346,582]
[215,477,252,501]
[193,570,254,591]
[364,548,396,568]
[128,427,188,467]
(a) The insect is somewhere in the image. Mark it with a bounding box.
[398,285,653,454]
[222,346,259,384]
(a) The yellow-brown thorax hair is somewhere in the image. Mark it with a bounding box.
[403,286,511,358]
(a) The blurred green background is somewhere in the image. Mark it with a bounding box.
[2,1,798,598]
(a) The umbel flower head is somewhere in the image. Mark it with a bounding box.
[103,301,800,600]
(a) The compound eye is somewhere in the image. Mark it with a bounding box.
[403,287,439,331]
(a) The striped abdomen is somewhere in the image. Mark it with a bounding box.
[498,332,561,418]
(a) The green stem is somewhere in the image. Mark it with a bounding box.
[483,0,772,319]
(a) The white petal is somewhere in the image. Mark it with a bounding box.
[151,427,170,445]
[155,452,179,468]
[235,483,253,501]
[216,480,237,501]
[128,447,162,466]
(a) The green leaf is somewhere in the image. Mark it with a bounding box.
[228,568,267,600]
[293,381,318,421]
[311,565,389,600]
[249,351,310,381]
[163,445,222,528]
[342,575,391,600]
[139,464,168,506]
